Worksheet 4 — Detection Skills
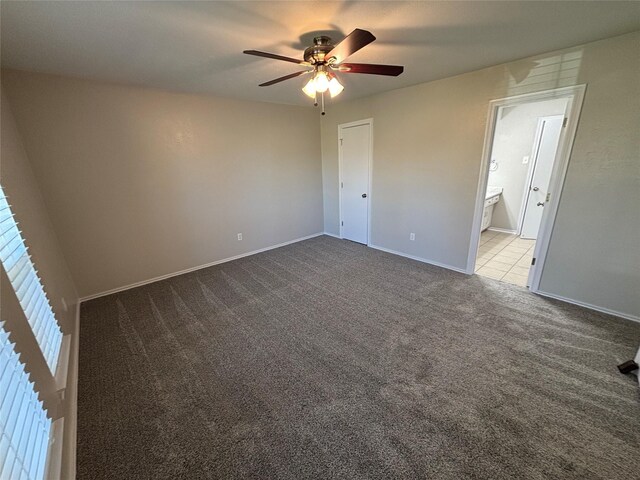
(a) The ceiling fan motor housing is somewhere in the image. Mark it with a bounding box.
[303,36,335,64]
[244,28,403,101]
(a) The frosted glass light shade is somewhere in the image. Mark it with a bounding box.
[314,71,330,93]
[328,77,344,97]
[302,78,316,98]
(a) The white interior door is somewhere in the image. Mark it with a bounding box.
[340,122,371,244]
[520,115,564,239]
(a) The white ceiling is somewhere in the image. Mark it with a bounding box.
[2,1,639,106]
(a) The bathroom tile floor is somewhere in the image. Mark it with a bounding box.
[475,231,535,287]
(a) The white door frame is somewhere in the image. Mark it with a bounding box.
[517,114,565,238]
[466,85,586,293]
[515,117,547,236]
[338,118,374,246]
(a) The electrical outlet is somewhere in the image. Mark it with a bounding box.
[61,297,68,312]
[409,233,415,241]
[237,233,242,241]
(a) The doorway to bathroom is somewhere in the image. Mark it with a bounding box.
[467,86,585,291]
[477,102,566,286]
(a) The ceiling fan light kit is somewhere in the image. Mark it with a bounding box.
[244,29,404,115]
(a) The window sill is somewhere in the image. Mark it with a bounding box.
[55,334,72,392]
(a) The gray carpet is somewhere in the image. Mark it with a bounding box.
[78,235,640,479]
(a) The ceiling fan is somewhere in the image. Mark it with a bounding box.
[244,28,404,115]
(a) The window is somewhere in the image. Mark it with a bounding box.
[0,321,52,480]
[0,186,63,372]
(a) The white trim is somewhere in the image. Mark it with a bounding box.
[466,85,587,292]
[338,118,374,246]
[79,233,325,302]
[517,116,548,236]
[487,227,517,235]
[527,87,586,292]
[43,306,79,480]
[467,96,501,273]
[62,302,80,480]
[322,231,342,239]
[54,334,71,391]
[535,290,639,324]
[369,244,468,274]
[45,417,64,480]
[634,347,640,386]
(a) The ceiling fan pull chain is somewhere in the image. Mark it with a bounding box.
[321,91,325,116]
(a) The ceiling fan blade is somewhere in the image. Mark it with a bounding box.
[259,70,310,87]
[326,29,376,64]
[243,50,307,65]
[336,63,404,76]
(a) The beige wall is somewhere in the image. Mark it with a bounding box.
[0,90,78,332]
[540,32,640,317]
[3,32,638,319]
[2,29,635,480]
[2,71,324,298]
[1,88,79,478]
[321,31,640,319]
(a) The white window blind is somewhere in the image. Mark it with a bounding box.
[0,186,62,373]
[0,321,52,480]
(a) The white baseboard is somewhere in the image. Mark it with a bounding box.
[487,227,518,234]
[369,244,468,274]
[536,290,639,324]
[80,232,325,302]
[321,236,468,276]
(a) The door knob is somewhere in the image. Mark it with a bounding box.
[537,202,544,206]
[362,193,367,198]
[532,187,539,191]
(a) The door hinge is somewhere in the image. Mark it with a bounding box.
[562,117,568,127]
[545,192,551,202]
[339,138,343,146]
[341,221,344,226]
[341,182,344,188]
[531,257,536,266]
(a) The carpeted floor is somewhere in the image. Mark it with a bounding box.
[78,235,640,479]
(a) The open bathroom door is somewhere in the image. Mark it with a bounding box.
[520,115,564,240]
